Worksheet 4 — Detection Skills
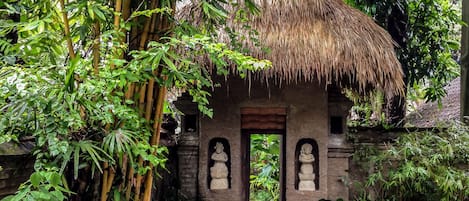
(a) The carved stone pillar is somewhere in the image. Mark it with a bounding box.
[177,133,199,200]
[175,93,200,200]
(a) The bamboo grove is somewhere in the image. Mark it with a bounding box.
[0,0,270,200]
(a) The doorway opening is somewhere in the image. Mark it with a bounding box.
[249,134,282,201]
[240,107,286,201]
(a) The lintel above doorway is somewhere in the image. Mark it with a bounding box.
[241,107,287,130]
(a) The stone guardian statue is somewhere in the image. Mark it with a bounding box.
[210,142,229,189]
[298,143,316,191]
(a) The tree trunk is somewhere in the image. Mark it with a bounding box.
[385,1,408,126]
[461,0,469,124]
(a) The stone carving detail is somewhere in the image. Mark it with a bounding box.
[210,142,229,190]
[298,143,316,191]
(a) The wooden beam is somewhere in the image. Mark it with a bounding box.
[240,107,287,115]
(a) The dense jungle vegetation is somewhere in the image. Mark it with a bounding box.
[0,0,468,200]
[0,0,269,200]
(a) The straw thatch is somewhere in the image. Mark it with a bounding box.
[178,0,404,95]
[405,77,460,128]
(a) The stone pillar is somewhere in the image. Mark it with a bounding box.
[177,133,199,200]
[327,147,353,201]
[175,93,200,200]
[462,0,469,123]
[327,88,354,200]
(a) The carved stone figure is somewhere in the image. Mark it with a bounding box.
[210,142,229,190]
[298,143,316,191]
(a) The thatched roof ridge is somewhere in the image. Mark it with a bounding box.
[179,0,404,95]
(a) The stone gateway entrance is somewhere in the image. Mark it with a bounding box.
[240,108,286,201]
[240,107,287,201]
[176,77,353,201]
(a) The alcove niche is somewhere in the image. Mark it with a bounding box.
[207,138,231,189]
[295,138,319,190]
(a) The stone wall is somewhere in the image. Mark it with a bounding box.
[347,128,406,200]
[327,147,353,200]
[197,77,331,201]
[0,141,34,199]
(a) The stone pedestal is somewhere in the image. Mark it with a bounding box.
[177,133,199,200]
[298,169,316,191]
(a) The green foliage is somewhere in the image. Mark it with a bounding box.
[347,91,388,127]
[130,35,270,117]
[2,168,70,201]
[249,134,280,201]
[354,121,469,201]
[0,0,270,200]
[345,0,461,103]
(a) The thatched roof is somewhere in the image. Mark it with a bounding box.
[179,0,404,95]
[405,77,460,128]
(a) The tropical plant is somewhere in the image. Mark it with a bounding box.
[345,0,461,124]
[0,0,270,200]
[249,134,281,201]
[353,121,469,201]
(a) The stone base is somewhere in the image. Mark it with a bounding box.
[299,180,316,191]
[210,178,228,190]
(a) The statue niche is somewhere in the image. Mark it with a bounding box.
[209,142,229,190]
[297,142,317,191]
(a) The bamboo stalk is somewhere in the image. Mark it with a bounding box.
[132,84,148,201]
[125,165,134,200]
[135,79,156,201]
[92,22,100,75]
[116,0,134,191]
[133,159,144,201]
[118,82,135,191]
[142,169,154,201]
[142,1,175,199]
[119,155,128,191]
[105,168,116,196]
[144,79,155,120]
[59,0,87,120]
[100,162,109,201]
[119,0,131,59]
[130,17,140,50]
[133,0,158,196]
[113,0,122,30]
[130,0,166,199]
[150,84,166,146]
[119,83,136,129]
[110,0,123,70]
[122,0,131,22]
[100,0,123,200]
[138,0,158,50]
[138,84,148,112]
[118,84,135,193]
[58,0,76,59]
[128,84,136,102]
[142,82,167,201]
[148,5,159,41]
